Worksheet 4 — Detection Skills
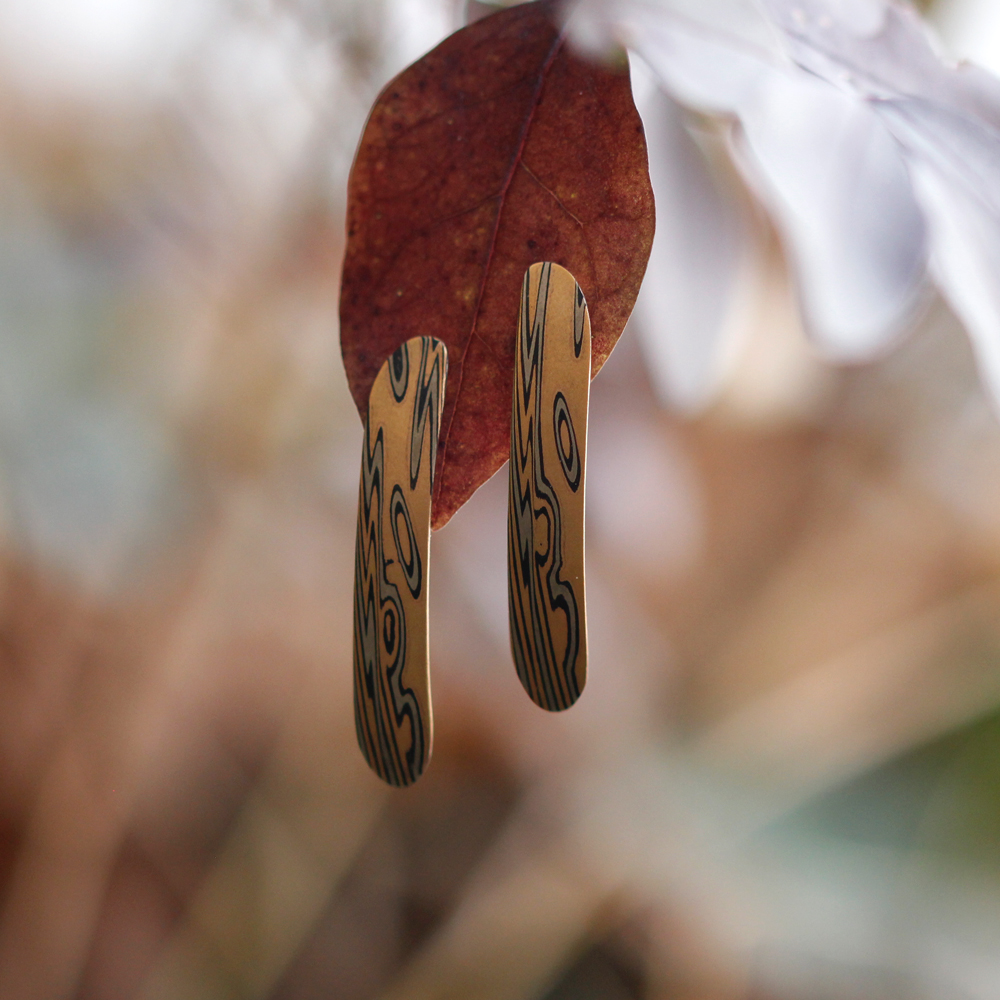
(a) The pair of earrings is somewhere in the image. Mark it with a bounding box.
[352,262,591,786]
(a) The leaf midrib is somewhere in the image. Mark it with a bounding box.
[434,26,566,507]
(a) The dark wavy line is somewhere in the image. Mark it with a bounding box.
[354,337,447,786]
[508,264,583,712]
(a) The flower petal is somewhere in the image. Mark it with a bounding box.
[880,97,1000,407]
[608,3,927,358]
[629,65,749,410]
[760,0,1000,402]
[729,70,927,357]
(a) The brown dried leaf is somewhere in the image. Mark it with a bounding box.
[340,0,654,527]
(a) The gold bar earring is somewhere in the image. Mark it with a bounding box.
[354,336,448,785]
[508,262,590,711]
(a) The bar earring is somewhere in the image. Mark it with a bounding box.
[508,262,591,711]
[354,336,448,785]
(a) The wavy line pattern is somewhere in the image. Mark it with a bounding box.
[508,262,590,711]
[354,336,447,786]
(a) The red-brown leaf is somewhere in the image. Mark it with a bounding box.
[340,0,654,528]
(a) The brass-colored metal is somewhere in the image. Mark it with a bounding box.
[354,336,447,785]
[508,262,590,711]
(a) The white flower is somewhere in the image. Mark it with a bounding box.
[568,0,1000,412]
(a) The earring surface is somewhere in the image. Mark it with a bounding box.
[508,262,591,711]
[354,336,447,786]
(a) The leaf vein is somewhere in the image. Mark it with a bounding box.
[520,160,583,227]
[436,28,566,492]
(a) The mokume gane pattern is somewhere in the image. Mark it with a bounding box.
[354,336,447,786]
[509,262,590,711]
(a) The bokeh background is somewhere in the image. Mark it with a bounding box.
[0,0,999,997]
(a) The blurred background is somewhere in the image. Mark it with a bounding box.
[0,0,999,997]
